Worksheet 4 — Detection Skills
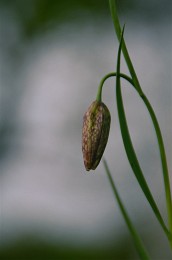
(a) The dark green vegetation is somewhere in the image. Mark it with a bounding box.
[0,235,136,260]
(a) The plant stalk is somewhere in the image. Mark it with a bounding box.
[103,159,150,260]
[108,0,172,246]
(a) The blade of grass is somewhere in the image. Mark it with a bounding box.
[140,93,172,245]
[115,25,170,240]
[109,0,142,95]
[109,0,172,244]
[103,158,150,260]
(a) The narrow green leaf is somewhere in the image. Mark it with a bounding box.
[115,26,170,239]
[109,0,142,94]
[103,159,150,260]
[109,0,172,244]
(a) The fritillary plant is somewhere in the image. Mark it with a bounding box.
[82,100,111,171]
[82,0,172,258]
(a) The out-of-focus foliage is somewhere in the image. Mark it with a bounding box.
[1,0,170,38]
[0,235,135,260]
[0,0,109,37]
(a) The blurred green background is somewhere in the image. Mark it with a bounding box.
[0,0,171,259]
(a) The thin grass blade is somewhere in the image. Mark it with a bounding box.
[115,26,170,239]
[103,159,150,260]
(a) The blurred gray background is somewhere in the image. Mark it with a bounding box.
[0,0,171,259]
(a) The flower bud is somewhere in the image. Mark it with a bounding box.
[82,100,111,171]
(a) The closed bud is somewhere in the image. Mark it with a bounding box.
[82,100,111,171]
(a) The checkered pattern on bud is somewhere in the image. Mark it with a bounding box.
[82,100,111,171]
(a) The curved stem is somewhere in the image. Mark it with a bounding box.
[96,72,133,102]
[108,0,172,246]
[97,70,172,242]
[141,94,172,245]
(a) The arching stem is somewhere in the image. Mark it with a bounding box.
[97,69,172,243]
[96,72,133,102]
[108,0,172,247]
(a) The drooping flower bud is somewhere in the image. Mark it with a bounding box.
[82,100,111,171]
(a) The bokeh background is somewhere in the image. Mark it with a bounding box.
[0,0,171,259]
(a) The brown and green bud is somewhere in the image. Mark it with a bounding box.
[82,100,111,171]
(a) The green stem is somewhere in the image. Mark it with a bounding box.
[109,0,142,95]
[103,159,150,260]
[108,0,172,246]
[96,72,133,102]
[98,70,172,242]
[141,94,172,245]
